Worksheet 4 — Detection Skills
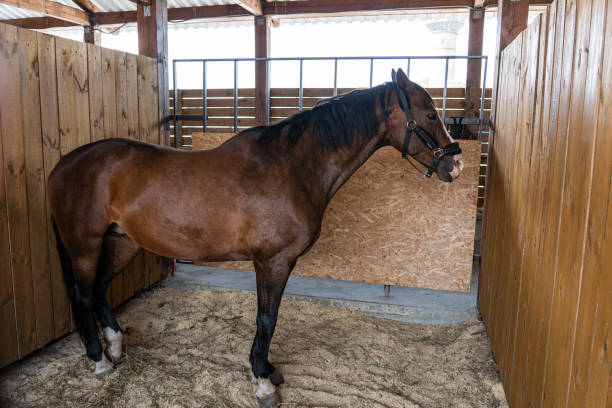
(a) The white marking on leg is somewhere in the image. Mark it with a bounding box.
[255,377,276,399]
[103,327,123,362]
[95,353,113,376]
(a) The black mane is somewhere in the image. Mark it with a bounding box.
[257,83,392,151]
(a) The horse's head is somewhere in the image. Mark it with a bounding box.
[384,68,464,182]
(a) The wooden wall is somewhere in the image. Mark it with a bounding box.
[479,0,611,406]
[193,133,481,293]
[0,23,169,369]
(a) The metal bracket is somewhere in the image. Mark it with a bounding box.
[144,4,151,16]
[473,6,484,19]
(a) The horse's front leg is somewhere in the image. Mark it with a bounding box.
[250,255,295,408]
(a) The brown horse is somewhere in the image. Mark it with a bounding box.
[48,68,463,407]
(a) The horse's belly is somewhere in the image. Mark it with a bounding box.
[118,213,248,262]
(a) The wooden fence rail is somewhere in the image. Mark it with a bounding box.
[0,23,169,369]
[480,0,611,406]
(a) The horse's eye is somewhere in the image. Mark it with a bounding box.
[426,113,437,120]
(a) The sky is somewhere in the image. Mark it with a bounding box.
[43,10,542,91]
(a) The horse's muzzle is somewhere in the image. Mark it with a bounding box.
[449,155,464,179]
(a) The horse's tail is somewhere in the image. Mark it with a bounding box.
[51,216,87,340]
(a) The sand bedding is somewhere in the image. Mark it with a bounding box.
[0,286,506,408]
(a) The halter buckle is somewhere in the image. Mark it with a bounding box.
[433,147,445,159]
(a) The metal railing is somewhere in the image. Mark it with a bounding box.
[171,55,489,147]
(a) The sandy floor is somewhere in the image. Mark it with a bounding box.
[0,287,506,408]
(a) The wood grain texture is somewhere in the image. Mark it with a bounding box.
[0,23,37,358]
[193,132,479,292]
[0,26,19,366]
[479,0,612,405]
[20,27,55,349]
[0,23,166,368]
[38,32,72,338]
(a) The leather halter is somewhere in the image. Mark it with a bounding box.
[392,83,462,178]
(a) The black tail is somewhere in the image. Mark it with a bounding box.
[52,217,87,339]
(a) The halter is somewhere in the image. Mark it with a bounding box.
[392,83,462,178]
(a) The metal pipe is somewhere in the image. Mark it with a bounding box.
[369,57,374,87]
[406,58,411,77]
[233,60,238,133]
[202,60,207,132]
[172,60,178,148]
[298,59,304,112]
[333,58,338,96]
[441,58,449,125]
[478,56,488,141]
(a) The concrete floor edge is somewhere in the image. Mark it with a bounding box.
[167,263,480,325]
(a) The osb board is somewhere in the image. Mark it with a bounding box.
[192,132,479,292]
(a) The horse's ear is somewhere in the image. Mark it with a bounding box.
[394,68,410,89]
[391,68,397,82]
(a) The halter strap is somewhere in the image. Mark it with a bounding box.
[392,83,462,178]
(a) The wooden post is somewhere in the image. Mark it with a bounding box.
[481,0,529,261]
[254,15,269,125]
[137,0,169,146]
[464,6,484,139]
[137,0,173,279]
[83,25,100,45]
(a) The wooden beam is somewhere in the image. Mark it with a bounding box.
[168,4,249,21]
[71,0,100,14]
[262,0,473,15]
[497,0,530,52]
[137,0,169,146]
[254,15,269,124]
[463,5,485,138]
[236,0,262,15]
[0,0,89,25]
[1,16,76,29]
[93,5,248,25]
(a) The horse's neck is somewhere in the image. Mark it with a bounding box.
[317,131,386,205]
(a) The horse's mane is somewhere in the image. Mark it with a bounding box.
[256,83,392,151]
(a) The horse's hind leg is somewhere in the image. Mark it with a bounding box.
[94,225,142,363]
[68,251,115,377]
[250,255,296,408]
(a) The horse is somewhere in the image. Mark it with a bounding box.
[47,68,464,407]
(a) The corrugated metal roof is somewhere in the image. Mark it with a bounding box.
[0,3,45,19]
[0,0,237,20]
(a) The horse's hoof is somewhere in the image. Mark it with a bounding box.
[95,366,114,379]
[269,369,284,386]
[104,348,122,365]
[95,354,114,378]
[257,392,280,408]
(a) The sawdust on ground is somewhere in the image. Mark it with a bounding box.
[0,286,506,408]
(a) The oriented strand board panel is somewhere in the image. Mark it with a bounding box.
[193,132,479,292]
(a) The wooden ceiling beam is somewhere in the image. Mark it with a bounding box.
[92,4,249,25]
[235,0,262,15]
[71,0,100,14]
[1,16,77,28]
[0,0,90,25]
[262,0,473,15]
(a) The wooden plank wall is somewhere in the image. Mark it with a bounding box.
[479,0,612,406]
[0,23,169,369]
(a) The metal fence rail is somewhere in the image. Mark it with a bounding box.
[171,55,488,148]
